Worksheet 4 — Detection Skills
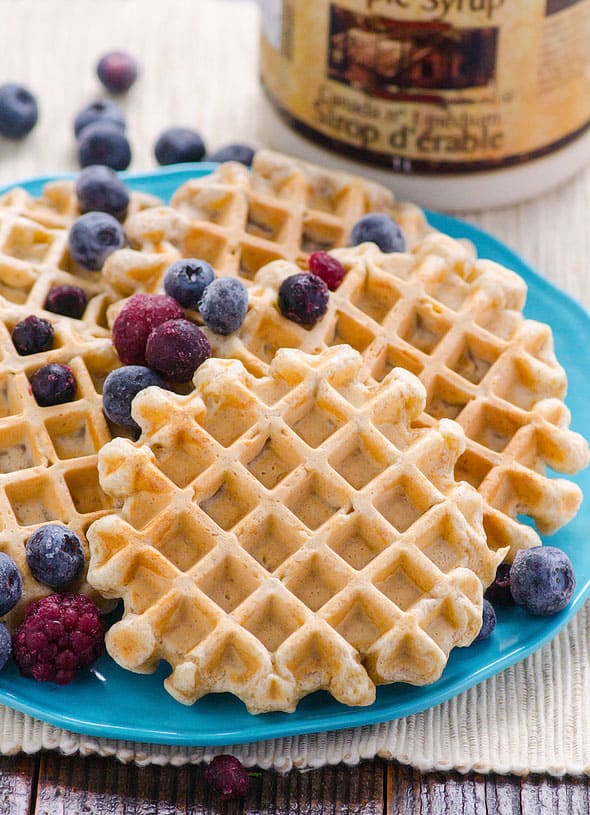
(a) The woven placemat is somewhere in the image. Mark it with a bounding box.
[1,600,588,776]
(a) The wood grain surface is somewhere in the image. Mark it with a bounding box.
[1,754,589,814]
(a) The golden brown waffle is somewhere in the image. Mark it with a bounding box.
[0,301,121,629]
[88,345,502,713]
[206,235,590,560]
[103,149,429,296]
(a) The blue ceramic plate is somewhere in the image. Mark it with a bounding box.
[0,166,588,746]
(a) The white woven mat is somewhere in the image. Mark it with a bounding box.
[1,0,589,776]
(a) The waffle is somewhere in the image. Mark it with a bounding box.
[205,235,590,560]
[87,345,503,713]
[102,149,429,297]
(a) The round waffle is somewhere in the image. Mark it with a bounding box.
[88,345,502,713]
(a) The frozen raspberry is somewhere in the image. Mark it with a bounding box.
[11,315,54,355]
[308,251,346,291]
[44,285,88,320]
[13,594,105,685]
[484,563,514,607]
[473,599,496,643]
[31,363,76,407]
[97,51,138,94]
[0,623,11,671]
[278,273,329,327]
[205,755,249,800]
[510,546,576,616]
[350,213,406,254]
[112,293,184,365]
[145,319,211,382]
[26,525,85,589]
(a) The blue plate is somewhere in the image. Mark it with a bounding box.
[0,165,588,746]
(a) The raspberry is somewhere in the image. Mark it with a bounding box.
[13,594,105,685]
[308,251,346,291]
[44,285,88,320]
[484,563,514,607]
[278,273,329,327]
[205,755,249,800]
[145,319,211,382]
[112,293,184,365]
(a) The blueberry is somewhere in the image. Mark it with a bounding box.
[199,277,248,335]
[473,599,496,643]
[74,99,126,139]
[97,51,138,94]
[26,525,85,589]
[278,273,329,327]
[484,562,514,607]
[146,319,211,382]
[12,316,54,356]
[350,213,406,254]
[0,552,22,616]
[163,258,215,309]
[0,83,38,139]
[510,546,576,616]
[154,127,206,166]
[75,165,130,221]
[103,365,165,435]
[0,624,11,671]
[31,363,76,407]
[68,211,126,271]
[44,285,88,320]
[78,123,131,171]
[208,144,255,166]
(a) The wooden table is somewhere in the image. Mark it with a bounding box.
[3,753,590,813]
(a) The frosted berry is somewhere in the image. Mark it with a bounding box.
[350,213,406,254]
[44,285,88,320]
[510,546,576,616]
[68,211,125,271]
[163,258,215,309]
[208,144,255,166]
[76,165,130,221]
[199,277,248,335]
[308,251,346,291]
[0,83,38,139]
[78,123,132,172]
[12,315,54,355]
[0,624,11,671]
[278,273,329,327]
[13,594,105,685]
[74,99,126,138]
[112,293,184,365]
[484,563,514,607]
[473,599,496,643]
[205,755,249,800]
[103,365,165,435]
[97,51,138,94]
[0,552,22,616]
[145,319,211,382]
[31,364,76,406]
[26,525,85,589]
[154,127,206,165]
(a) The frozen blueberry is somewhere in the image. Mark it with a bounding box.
[163,258,215,309]
[68,211,125,271]
[473,599,496,643]
[26,525,85,589]
[484,563,514,607]
[97,51,138,94]
[0,624,11,671]
[308,251,346,291]
[78,122,131,171]
[0,552,22,616]
[44,285,88,320]
[75,165,130,221]
[112,293,184,365]
[154,127,206,165]
[31,363,76,407]
[11,315,54,355]
[74,99,126,138]
[510,546,576,616]
[199,277,248,335]
[103,365,165,434]
[278,273,329,327]
[0,83,38,139]
[208,144,255,166]
[350,213,406,254]
[146,319,211,382]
